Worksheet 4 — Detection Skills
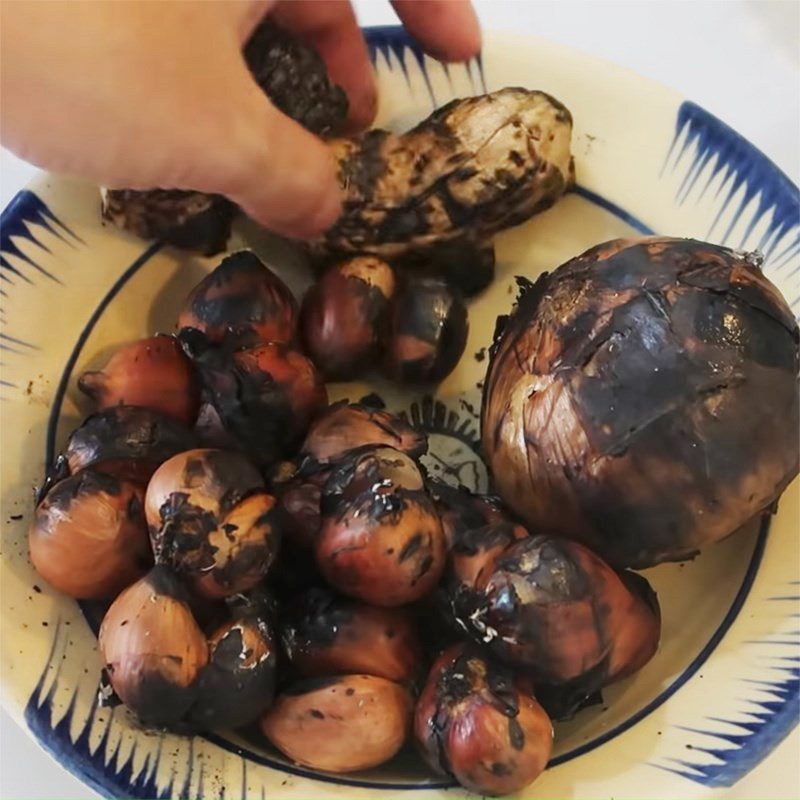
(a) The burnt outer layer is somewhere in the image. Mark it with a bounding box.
[393,238,496,298]
[189,587,278,729]
[316,447,447,606]
[482,237,800,568]
[64,406,195,485]
[386,278,469,385]
[268,462,330,594]
[192,342,328,466]
[145,449,280,598]
[458,535,661,688]
[98,566,209,727]
[282,587,423,684]
[244,20,348,137]
[414,643,552,796]
[300,256,395,380]
[78,334,201,426]
[177,250,297,349]
[29,470,152,599]
[428,480,511,547]
[442,520,529,630]
[300,400,428,467]
[101,24,346,253]
[101,189,235,256]
[317,88,573,261]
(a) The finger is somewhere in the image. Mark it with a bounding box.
[271,0,377,130]
[233,0,277,42]
[193,67,342,239]
[391,0,481,62]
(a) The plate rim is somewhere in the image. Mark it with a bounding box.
[1,23,798,800]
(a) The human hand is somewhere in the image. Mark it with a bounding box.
[0,0,481,238]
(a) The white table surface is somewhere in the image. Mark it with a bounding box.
[1,1,798,798]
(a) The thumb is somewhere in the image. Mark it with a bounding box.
[189,67,343,240]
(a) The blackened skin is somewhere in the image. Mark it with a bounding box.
[482,237,800,568]
[276,477,323,549]
[30,470,152,600]
[534,665,607,721]
[101,190,235,256]
[427,479,509,547]
[414,643,552,796]
[178,251,297,349]
[35,454,71,506]
[300,401,428,468]
[102,24,346,255]
[316,447,446,606]
[460,535,661,688]
[192,342,327,467]
[98,566,209,729]
[266,463,328,593]
[386,278,469,385]
[299,258,394,380]
[429,478,524,633]
[119,668,201,728]
[244,21,348,137]
[64,406,195,484]
[318,89,574,263]
[147,451,280,599]
[441,521,529,637]
[281,586,423,684]
[394,238,496,298]
[41,468,123,514]
[189,587,278,730]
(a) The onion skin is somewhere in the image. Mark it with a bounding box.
[396,239,496,298]
[78,335,201,426]
[190,588,278,729]
[316,447,446,606]
[461,535,661,688]
[606,570,661,683]
[177,250,297,348]
[29,471,151,599]
[282,588,423,684]
[101,189,235,256]
[300,256,395,380]
[317,88,574,261]
[146,449,280,598]
[64,406,195,485]
[269,464,328,593]
[193,491,282,599]
[99,566,208,727]
[300,401,428,467]
[385,278,468,385]
[482,237,800,568]
[193,342,328,465]
[261,675,413,773]
[445,521,529,613]
[276,475,324,551]
[414,644,552,796]
[428,480,510,548]
[244,20,348,137]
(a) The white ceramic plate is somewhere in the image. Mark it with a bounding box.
[1,28,798,800]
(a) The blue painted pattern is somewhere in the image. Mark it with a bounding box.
[0,189,82,290]
[652,583,800,787]
[664,102,800,310]
[365,24,485,105]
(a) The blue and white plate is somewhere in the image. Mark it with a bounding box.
[1,27,798,800]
